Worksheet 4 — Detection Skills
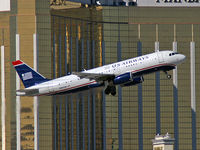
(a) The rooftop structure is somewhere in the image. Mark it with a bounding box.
[152,133,175,150]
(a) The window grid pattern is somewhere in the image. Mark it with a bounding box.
[50,7,200,150]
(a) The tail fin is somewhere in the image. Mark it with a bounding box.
[12,60,49,88]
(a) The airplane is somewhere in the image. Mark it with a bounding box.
[12,50,186,96]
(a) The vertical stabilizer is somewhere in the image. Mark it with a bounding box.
[12,60,49,88]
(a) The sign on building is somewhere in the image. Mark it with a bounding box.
[0,0,10,11]
[137,0,200,7]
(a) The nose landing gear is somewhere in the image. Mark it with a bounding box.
[164,71,171,79]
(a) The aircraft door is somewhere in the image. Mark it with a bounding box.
[48,81,57,93]
[48,82,53,93]
[157,52,164,63]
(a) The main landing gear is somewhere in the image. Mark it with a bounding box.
[104,80,116,96]
[164,71,171,79]
[105,85,116,96]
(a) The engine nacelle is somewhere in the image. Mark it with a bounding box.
[113,72,144,86]
[113,72,133,85]
[122,76,144,87]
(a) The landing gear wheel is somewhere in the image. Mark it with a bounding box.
[167,74,171,79]
[105,86,111,95]
[105,85,116,96]
[110,86,116,96]
[164,71,171,79]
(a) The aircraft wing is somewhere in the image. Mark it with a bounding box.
[72,72,115,81]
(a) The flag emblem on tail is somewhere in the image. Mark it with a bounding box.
[22,72,33,81]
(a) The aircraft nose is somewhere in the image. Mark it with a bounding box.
[180,54,186,61]
[179,54,186,62]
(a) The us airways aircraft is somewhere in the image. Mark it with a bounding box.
[12,50,185,96]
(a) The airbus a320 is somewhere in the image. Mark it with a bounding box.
[12,50,186,96]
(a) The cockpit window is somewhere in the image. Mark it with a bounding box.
[169,52,179,56]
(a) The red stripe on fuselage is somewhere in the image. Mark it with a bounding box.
[12,60,23,66]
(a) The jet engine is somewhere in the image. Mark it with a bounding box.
[122,76,144,87]
[113,72,133,85]
[105,73,144,96]
[113,72,143,85]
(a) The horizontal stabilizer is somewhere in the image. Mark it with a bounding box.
[16,89,39,96]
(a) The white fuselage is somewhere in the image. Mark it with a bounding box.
[25,50,185,96]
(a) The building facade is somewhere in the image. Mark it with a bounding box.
[0,0,200,150]
[0,0,52,149]
[51,4,200,150]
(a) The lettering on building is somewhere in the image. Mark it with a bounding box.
[156,0,199,3]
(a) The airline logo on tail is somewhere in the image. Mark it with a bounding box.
[22,72,33,81]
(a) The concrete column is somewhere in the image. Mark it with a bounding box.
[70,20,73,73]
[87,92,90,150]
[155,24,159,52]
[137,25,143,150]
[117,22,123,150]
[65,99,68,150]
[1,45,6,150]
[102,34,106,150]
[137,41,143,150]
[76,98,80,150]
[64,22,69,150]
[81,96,85,150]
[155,41,159,52]
[71,97,74,150]
[59,99,62,150]
[33,96,39,150]
[173,41,179,150]
[155,38,160,134]
[92,93,96,150]
[64,21,67,74]
[81,24,85,150]
[91,24,96,150]
[76,25,80,150]
[86,23,90,150]
[52,17,57,150]
[33,33,39,150]
[76,25,79,72]
[58,23,63,150]
[16,34,21,150]
[172,42,177,95]
[59,22,62,76]
[190,41,196,150]
[117,40,123,150]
